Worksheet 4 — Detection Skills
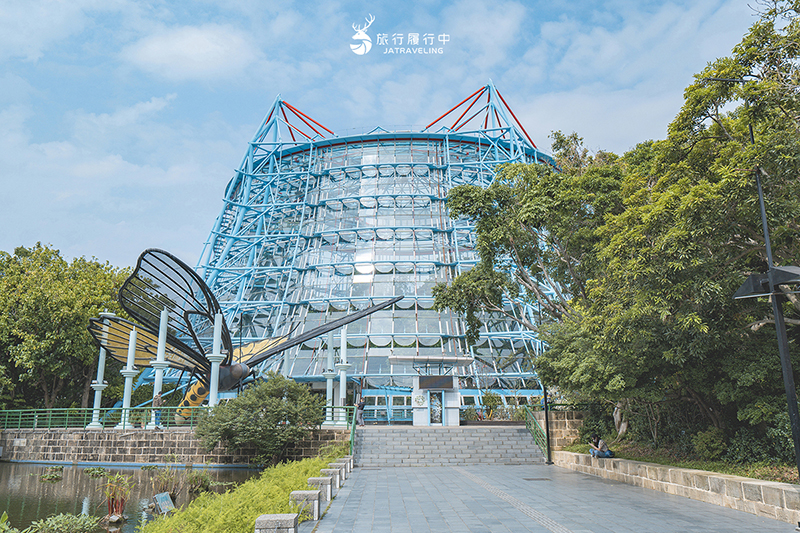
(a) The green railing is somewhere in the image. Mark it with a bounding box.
[0,406,209,430]
[524,406,549,458]
[349,406,357,456]
[529,402,595,412]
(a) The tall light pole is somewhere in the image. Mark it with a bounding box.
[708,76,800,479]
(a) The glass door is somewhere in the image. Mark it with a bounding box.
[429,391,443,425]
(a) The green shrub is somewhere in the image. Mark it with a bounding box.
[139,456,330,533]
[194,372,325,466]
[318,441,350,460]
[577,402,615,443]
[461,406,479,421]
[492,406,512,420]
[724,428,772,464]
[692,427,726,461]
[21,513,99,533]
[766,412,795,463]
[481,391,502,419]
[511,406,527,422]
[186,468,213,494]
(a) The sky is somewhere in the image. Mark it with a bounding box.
[0,0,757,269]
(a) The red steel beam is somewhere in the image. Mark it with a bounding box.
[284,102,335,136]
[496,89,537,149]
[425,86,485,130]
[281,107,297,142]
[286,105,325,139]
[451,88,486,130]
[454,104,489,132]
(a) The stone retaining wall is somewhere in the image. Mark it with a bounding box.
[0,428,349,466]
[553,450,800,525]
[532,411,584,450]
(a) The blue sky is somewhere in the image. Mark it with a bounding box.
[0,0,755,268]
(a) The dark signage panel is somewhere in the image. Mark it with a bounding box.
[419,376,453,389]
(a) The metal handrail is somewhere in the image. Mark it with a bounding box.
[349,406,357,456]
[524,406,549,458]
[0,406,209,430]
[529,402,595,412]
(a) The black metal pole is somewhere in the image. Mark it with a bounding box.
[542,382,553,465]
[755,168,800,479]
[709,75,800,480]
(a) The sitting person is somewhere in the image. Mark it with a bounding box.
[589,433,614,458]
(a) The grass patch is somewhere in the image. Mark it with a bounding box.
[140,445,348,533]
[562,442,799,484]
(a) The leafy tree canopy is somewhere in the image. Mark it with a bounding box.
[0,243,129,409]
[435,0,800,443]
[433,131,625,343]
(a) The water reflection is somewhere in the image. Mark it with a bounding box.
[0,463,258,532]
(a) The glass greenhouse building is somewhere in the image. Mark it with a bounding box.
[196,83,556,406]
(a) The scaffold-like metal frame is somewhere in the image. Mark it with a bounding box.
[196,82,557,390]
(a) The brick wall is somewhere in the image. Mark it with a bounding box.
[0,428,349,466]
[532,410,585,450]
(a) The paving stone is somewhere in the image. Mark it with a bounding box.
[311,463,793,533]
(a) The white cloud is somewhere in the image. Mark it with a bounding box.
[0,99,241,267]
[442,0,527,71]
[502,0,755,153]
[0,0,760,266]
[122,24,259,81]
[0,0,102,61]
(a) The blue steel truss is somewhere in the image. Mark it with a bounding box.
[196,82,557,389]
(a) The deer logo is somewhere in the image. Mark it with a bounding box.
[350,14,375,55]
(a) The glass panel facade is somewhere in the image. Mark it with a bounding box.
[200,130,553,388]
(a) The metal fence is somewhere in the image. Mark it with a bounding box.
[0,406,210,430]
[0,405,359,437]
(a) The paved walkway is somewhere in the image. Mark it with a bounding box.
[305,464,795,532]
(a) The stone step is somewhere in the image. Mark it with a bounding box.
[353,426,545,466]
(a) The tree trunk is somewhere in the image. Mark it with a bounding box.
[81,367,94,408]
[612,400,629,442]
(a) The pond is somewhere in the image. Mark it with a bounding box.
[0,462,259,531]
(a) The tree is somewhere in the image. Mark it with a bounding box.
[0,244,129,409]
[194,372,325,465]
[538,0,800,440]
[433,132,624,343]
[436,1,800,449]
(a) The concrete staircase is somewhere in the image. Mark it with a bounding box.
[353,425,545,467]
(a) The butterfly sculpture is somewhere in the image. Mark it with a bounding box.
[88,248,401,418]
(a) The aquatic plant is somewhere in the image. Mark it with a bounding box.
[100,472,134,517]
[83,467,107,478]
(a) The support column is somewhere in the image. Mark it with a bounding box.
[116,327,138,430]
[322,330,336,424]
[322,372,337,425]
[208,312,225,408]
[336,326,351,426]
[86,348,108,429]
[147,307,170,429]
[87,311,115,429]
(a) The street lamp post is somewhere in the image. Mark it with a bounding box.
[708,76,800,479]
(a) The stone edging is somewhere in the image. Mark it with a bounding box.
[552,450,800,525]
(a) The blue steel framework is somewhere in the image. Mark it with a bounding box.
[196,83,556,391]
